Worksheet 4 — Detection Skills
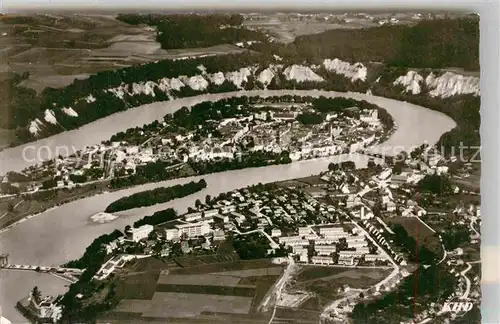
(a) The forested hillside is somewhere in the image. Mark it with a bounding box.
[252,17,479,70]
[116,13,267,49]
[1,16,480,152]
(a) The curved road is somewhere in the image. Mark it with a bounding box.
[0,90,456,321]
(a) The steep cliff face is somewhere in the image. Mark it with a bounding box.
[207,72,225,85]
[225,67,253,89]
[184,75,209,91]
[425,72,480,98]
[62,107,78,117]
[283,65,324,83]
[393,71,424,95]
[26,59,480,137]
[257,68,275,88]
[44,109,57,125]
[29,119,43,135]
[391,70,480,98]
[323,58,368,82]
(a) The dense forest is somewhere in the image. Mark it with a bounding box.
[350,222,457,323]
[391,224,437,264]
[116,13,266,49]
[252,17,479,70]
[109,160,180,189]
[105,179,207,213]
[0,73,40,129]
[351,264,457,323]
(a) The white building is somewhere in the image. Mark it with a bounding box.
[361,110,379,125]
[346,240,368,248]
[319,226,345,237]
[184,212,203,222]
[338,250,366,258]
[94,254,135,280]
[386,201,397,212]
[204,209,220,217]
[165,221,211,241]
[271,229,282,237]
[338,255,355,266]
[345,236,367,246]
[294,247,309,263]
[312,256,334,265]
[220,205,237,214]
[315,245,337,256]
[126,146,139,155]
[364,254,388,262]
[279,236,309,248]
[298,226,310,236]
[130,225,154,242]
[315,237,338,245]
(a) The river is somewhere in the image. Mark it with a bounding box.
[0,90,455,174]
[0,90,455,322]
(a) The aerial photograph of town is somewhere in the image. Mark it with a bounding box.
[0,3,482,324]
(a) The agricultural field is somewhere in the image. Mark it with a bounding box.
[242,12,422,44]
[294,265,349,282]
[1,14,246,92]
[99,257,284,324]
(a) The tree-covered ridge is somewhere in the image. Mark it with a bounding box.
[11,52,264,144]
[0,73,40,129]
[116,13,266,50]
[351,264,457,323]
[3,17,479,152]
[132,208,178,228]
[257,17,479,71]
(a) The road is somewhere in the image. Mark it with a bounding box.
[232,228,279,249]
[415,215,436,233]
[320,213,401,320]
[459,262,473,300]
[437,235,447,265]
[267,256,296,324]
[469,217,480,237]
[0,199,24,222]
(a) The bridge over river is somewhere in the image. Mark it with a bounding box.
[0,253,84,275]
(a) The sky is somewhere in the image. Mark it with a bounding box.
[1,0,478,13]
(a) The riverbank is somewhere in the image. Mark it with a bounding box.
[0,90,456,175]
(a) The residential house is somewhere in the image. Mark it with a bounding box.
[311,256,334,265]
[315,245,337,256]
[271,229,282,237]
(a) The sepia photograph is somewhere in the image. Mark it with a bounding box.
[0,1,488,323]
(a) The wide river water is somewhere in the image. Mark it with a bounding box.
[0,90,455,322]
